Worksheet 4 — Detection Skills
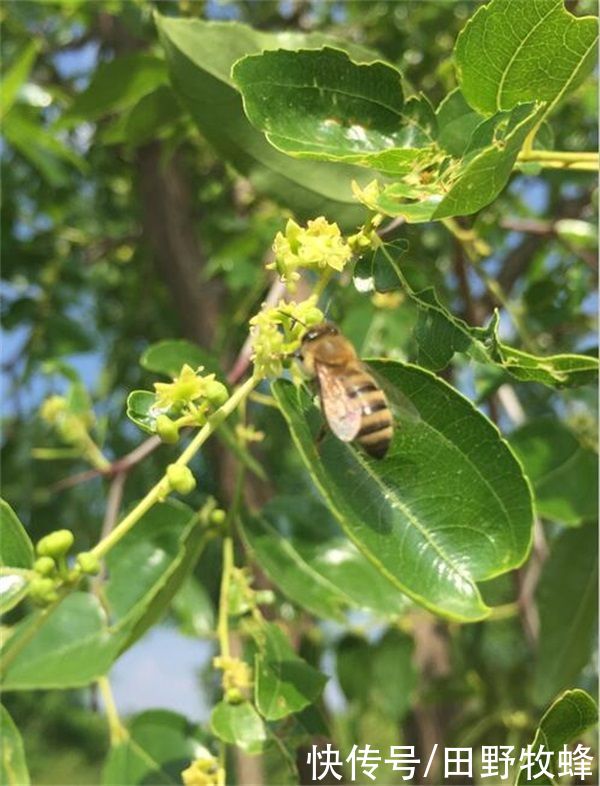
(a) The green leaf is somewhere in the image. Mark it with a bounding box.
[509,418,598,525]
[2,593,122,691]
[233,47,437,175]
[104,500,208,650]
[532,524,598,707]
[272,361,533,622]
[253,622,327,720]
[126,390,158,434]
[456,0,598,116]
[357,103,546,221]
[0,705,30,786]
[102,85,183,148]
[0,500,33,569]
[240,496,410,621]
[516,689,598,786]
[3,105,87,187]
[337,630,416,721]
[170,576,215,638]
[489,341,599,388]
[155,15,375,226]
[353,240,409,294]
[435,87,483,157]
[210,701,266,754]
[381,250,599,387]
[433,103,545,219]
[103,710,207,786]
[0,41,39,119]
[0,575,29,616]
[140,339,219,378]
[62,53,168,124]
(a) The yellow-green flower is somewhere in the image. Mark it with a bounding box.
[153,364,215,412]
[181,752,221,786]
[39,395,68,424]
[269,216,352,289]
[351,179,382,211]
[249,296,323,378]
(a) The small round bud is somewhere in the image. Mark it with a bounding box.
[166,464,197,495]
[33,556,56,577]
[224,688,244,705]
[37,529,75,558]
[204,380,228,408]
[39,395,67,424]
[29,577,59,605]
[76,551,101,576]
[156,414,180,444]
[210,509,226,526]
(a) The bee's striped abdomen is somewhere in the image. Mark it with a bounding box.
[344,368,393,459]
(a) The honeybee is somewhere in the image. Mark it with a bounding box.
[299,322,393,459]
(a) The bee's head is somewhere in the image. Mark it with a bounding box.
[300,322,339,346]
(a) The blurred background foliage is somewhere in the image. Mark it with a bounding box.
[1,1,597,784]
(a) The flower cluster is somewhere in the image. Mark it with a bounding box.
[40,395,94,448]
[270,216,352,289]
[181,751,222,786]
[152,364,229,442]
[249,296,323,378]
[30,529,100,606]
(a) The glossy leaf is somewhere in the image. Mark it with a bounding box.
[272,362,533,622]
[489,342,599,388]
[140,339,219,378]
[337,630,416,721]
[435,87,483,157]
[2,593,122,691]
[356,103,545,221]
[0,499,33,569]
[509,418,598,525]
[210,701,266,754]
[253,622,327,720]
[456,0,598,115]
[233,48,437,174]
[126,390,158,434]
[240,496,410,621]
[0,705,30,786]
[0,575,29,615]
[353,240,409,294]
[170,576,215,638]
[104,500,207,650]
[155,15,374,226]
[381,250,599,387]
[532,524,598,707]
[433,103,545,219]
[516,689,598,786]
[103,709,207,786]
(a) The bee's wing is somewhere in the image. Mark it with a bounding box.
[315,362,362,442]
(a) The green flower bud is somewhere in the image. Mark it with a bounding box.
[37,529,75,558]
[33,556,56,577]
[76,551,101,575]
[166,464,197,495]
[204,380,228,408]
[29,577,59,605]
[210,509,226,526]
[156,414,180,444]
[224,688,245,705]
